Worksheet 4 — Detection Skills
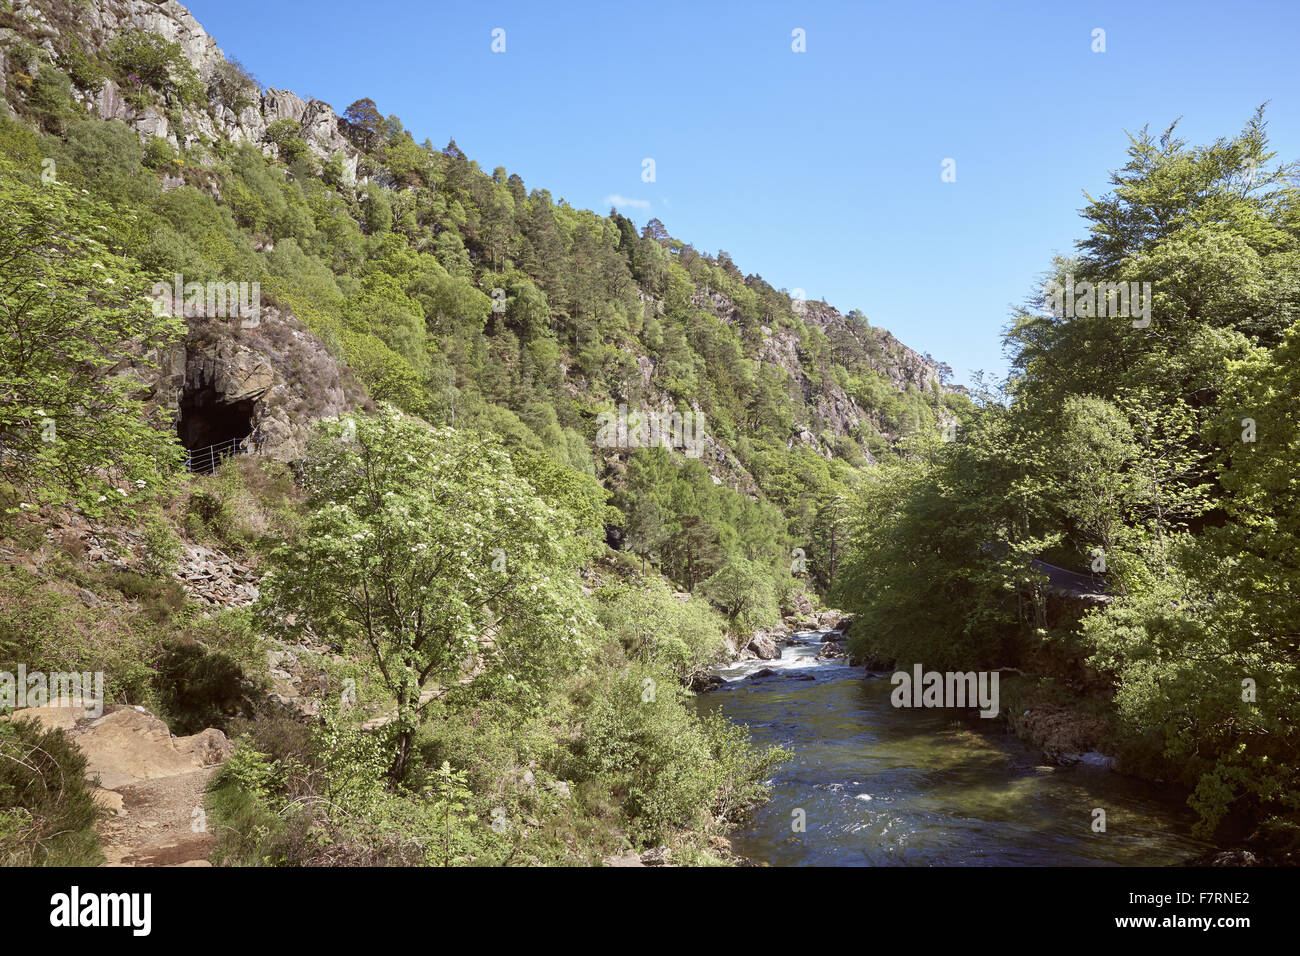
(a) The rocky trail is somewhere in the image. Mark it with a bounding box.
[6,705,232,867]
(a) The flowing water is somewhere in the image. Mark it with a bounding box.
[694,630,1211,866]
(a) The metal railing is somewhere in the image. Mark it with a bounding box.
[184,434,264,474]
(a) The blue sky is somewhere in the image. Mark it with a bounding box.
[186,0,1299,387]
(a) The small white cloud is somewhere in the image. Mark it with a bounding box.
[605,194,650,209]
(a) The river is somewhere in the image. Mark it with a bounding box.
[694,629,1211,866]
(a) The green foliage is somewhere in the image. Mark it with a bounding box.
[25,66,80,134]
[204,740,285,866]
[0,39,993,866]
[0,155,184,517]
[140,134,176,170]
[701,557,781,634]
[0,565,161,706]
[207,58,258,112]
[153,642,248,735]
[836,112,1300,842]
[140,514,182,578]
[263,118,308,167]
[105,29,203,106]
[0,717,102,866]
[260,406,599,780]
[616,448,790,593]
[575,662,787,845]
[595,581,729,684]
[57,38,105,93]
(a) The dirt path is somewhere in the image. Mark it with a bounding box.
[97,768,217,866]
[6,705,231,867]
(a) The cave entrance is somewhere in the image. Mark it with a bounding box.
[177,385,257,474]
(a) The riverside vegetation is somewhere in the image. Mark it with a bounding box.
[832,114,1300,857]
[0,0,1295,865]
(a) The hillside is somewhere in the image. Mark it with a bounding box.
[0,0,968,866]
[0,0,1295,876]
[3,0,957,463]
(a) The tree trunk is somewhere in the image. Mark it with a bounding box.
[389,729,414,782]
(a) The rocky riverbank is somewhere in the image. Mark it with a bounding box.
[692,606,852,693]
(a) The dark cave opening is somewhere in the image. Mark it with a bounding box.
[176,387,256,451]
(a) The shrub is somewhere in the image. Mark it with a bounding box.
[153,642,250,734]
[106,30,203,106]
[0,566,160,706]
[103,570,187,624]
[141,135,176,171]
[263,118,308,166]
[574,662,786,845]
[140,515,182,577]
[26,67,79,134]
[205,740,287,866]
[57,38,104,93]
[595,582,729,685]
[0,717,102,866]
[207,58,258,112]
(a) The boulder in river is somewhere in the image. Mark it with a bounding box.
[746,632,781,660]
[817,610,843,629]
[691,674,726,693]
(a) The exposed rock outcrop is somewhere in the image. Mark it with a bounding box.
[144,308,367,461]
[12,0,364,181]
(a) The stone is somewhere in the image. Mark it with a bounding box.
[174,728,234,767]
[746,632,781,660]
[690,673,725,693]
[92,789,125,814]
[640,846,671,866]
[74,708,210,791]
[1,706,89,733]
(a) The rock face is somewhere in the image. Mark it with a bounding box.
[13,0,363,182]
[147,309,366,461]
[594,291,953,495]
[1008,704,1110,766]
[72,706,225,790]
[680,292,953,462]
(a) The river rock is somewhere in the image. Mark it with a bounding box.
[746,632,781,660]
[690,674,725,693]
[1060,750,1117,770]
[817,610,843,629]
